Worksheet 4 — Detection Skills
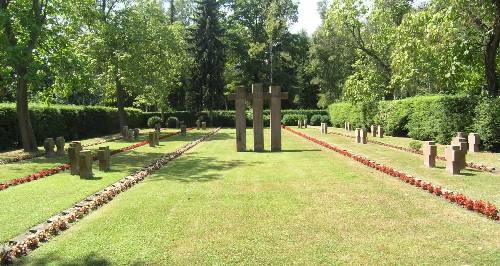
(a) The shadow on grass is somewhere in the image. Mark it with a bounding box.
[18,251,142,266]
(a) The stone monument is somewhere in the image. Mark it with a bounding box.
[55,137,65,156]
[445,145,461,175]
[68,141,82,175]
[43,138,55,157]
[423,141,437,168]
[79,150,93,179]
[468,133,480,153]
[98,146,111,171]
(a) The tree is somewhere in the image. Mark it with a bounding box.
[187,0,225,116]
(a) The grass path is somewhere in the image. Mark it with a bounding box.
[0,129,177,183]
[303,127,500,206]
[0,131,206,243]
[328,127,500,167]
[20,129,500,265]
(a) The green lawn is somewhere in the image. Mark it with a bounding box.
[328,127,500,167]
[0,129,178,183]
[304,127,500,206]
[0,131,207,244]
[20,128,500,265]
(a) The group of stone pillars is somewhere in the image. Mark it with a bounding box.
[345,123,384,138]
[67,142,111,179]
[122,126,140,141]
[195,120,207,130]
[229,84,288,152]
[355,128,367,144]
[423,132,481,175]
[298,119,308,129]
[43,137,65,157]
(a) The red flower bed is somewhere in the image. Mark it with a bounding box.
[284,126,499,221]
[0,130,191,192]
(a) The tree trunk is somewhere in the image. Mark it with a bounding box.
[116,77,128,128]
[485,2,500,97]
[16,66,38,152]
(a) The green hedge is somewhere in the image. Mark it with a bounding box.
[328,95,499,151]
[0,105,327,151]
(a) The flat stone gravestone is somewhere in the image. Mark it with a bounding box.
[133,129,140,140]
[228,86,247,152]
[55,137,65,156]
[321,123,328,134]
[423,141,437,168]
[202,122,207,130]
[98,146,111,171]
[149,132,156,147]
[445,145,461,175]
[252,84,265,152]
[68,142,82,175]
[269,86,288,152]
[371,125,377,137]
[377,125,384,138]
[360,128,367,144]
[79,150,93,179]
[468,133,480,153]
[43,138,55,157]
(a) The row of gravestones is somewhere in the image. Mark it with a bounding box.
[344,123,385,138]
[67,142,110,179]
[424,132,481,175]
[121,126,141,141]
[43,137,66,157]
[297,120,329,135]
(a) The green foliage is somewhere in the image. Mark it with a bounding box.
[374,99,413,136]
[147,116,163,128]
[409,140,422,151]
[310,114,323,126]
[473,97,500,151]
[166,117,179,128]
[281,114,306,126]
[320,115,331,125]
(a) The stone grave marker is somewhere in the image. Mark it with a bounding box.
[202,122,207,130]
[79,150,93,179]
[181,123,187,136]
[355,128,361,143]
[98,146,111,171]
[133,129,140,140]
[298,120,303,129]
[121,126,129,138]
[371,125,377,137]
[445,145,461,175]
[149,132,156,147]
[360,128,367,144]
[423,141,437,168]
[228,86,247,152]
[68,142,82,175]
[377,125,384,138]
[127,129,134,141]
[43,138,55,157]
[468,133,480,153]
[251,84,265,152]
[457,132,466,138]
[55,137,65,156]
[269,86,288,151]
[303,119,308,129]
[196,120,201,130]
[321,123,328,134]
[154,131,160,146]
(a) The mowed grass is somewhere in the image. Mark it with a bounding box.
[304,127,500,206]
[328,127,500,168]
[21,129,500,265]
[0,129,178,183]
[0,131,207,243]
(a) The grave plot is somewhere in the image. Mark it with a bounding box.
[0,129,179,185]
[0,131,206,245]
[18,129,499,265]
[295,127,500,208]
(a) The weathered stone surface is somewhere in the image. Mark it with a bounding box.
[55,136,65,156]
[445,145,461,175]
[346,122,352,131]
[231,86,247,152]
[202,122,207,130]
[196,120,201,130]
[270,86,287,151]
[252,83,264,152]
[98,146,111,171]
[298,119,303,129]
[468,133,480,153]
[155,123,161,132]
[457,132,466,138]
[377,125,384,138]
[360,128,367,144]
[44,138,55,157]
[154,131,160,146]
[180,124,187,136]
[68,142,82,175]
[127,129,134,141]
[121,126,129,138]
[423,141,437,168]
[79,150,93,179]
[149,132,156,147]
[133,129,140,140]
[303,119,308,129]
[371,125,377,137]
[355,128,362,143]
[321,123,328,134]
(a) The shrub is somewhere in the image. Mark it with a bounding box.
[147,116,162,128]
[409,140,422,150]
[310,114,322,126]
[473,97,500,151]
[374,99,412,136]
[166,117,179,128]
[282,114,307,126]
[320,115,331,125]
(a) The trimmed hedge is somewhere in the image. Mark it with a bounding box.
[0,104,327,151]
[328,95,499,151]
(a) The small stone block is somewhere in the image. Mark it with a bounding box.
[98,146,111,171]
[43,138,55,157]
[423,141,437,168]
[355,128,362,144]
[202,122,207,130]
[303,119,308,129]
[298,120,303,129]
[55,137,65,156]
[377,125,384,138]
[360,128,367,144]
[121,126,129,138]
[371,125,377,137]
[154,131,160,146]
[445,145,461,175]
[468,133,480,153]
[196,120,201,130]
[79,150,93,179]
[149,132,156,147]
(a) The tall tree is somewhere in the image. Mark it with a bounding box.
[187,0,225,116]
[0,0,51,151]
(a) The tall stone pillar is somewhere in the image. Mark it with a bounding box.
[98,146,111,171]
[423,141,437,168]
[68,142,82,175]
[234,86,247,152]
[252,84,264,152]
[270,86,282,151]
[79,150,93,179]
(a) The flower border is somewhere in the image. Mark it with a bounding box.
[285,126,499,221]
[0,128,219,264]
[0,129,192,192]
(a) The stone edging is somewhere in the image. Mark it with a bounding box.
[0,128,220,264]
[327,131,496,173]
[284,126,499,221]
[0,130,190,192]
